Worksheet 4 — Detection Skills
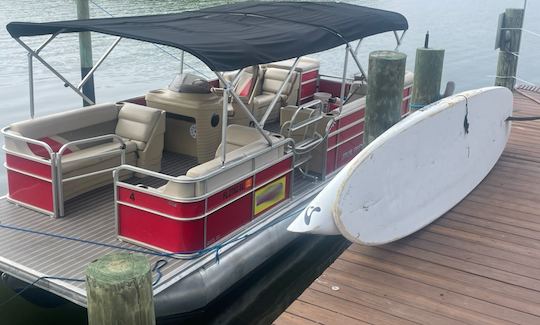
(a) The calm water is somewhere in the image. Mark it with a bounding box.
[0,0,539,323]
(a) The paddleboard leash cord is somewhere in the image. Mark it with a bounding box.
[455,94,470,134]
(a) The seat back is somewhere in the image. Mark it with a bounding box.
[115,103,164,144]
[215,124,266,157]
[261,68,296,97]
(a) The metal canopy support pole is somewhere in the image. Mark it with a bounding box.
[260,57,300,126]
[221,87,229,165]
[394,30,407,50]
[27,32,62,118]
[347,44,368,82]
[354,39,363,55]
[339,45,350,113]
[36,32,62,54]
[215,72,273,146]
[27,53,35,118]
[78,37,122,90]
[15,38,95,105]
[180,51,185,74]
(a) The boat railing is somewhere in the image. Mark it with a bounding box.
[2,126,55,160]
[281,99,335,155]
[2,127,128,217]
[113,138,295,250]
[55,134,126,216]
[114,137,294,202]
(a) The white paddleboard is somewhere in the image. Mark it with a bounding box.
[288,86,513,245]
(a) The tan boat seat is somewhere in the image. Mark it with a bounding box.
[160,125,286,198]
[215,124,266,156]
[115,103,163,145]
[61,141,137,174]
[5,102,166,203]
[252,67,297,123]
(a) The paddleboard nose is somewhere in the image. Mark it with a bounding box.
[287,203,340,235]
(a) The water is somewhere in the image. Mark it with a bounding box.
[0,0,539,323]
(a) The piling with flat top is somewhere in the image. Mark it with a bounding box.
[411,47,445,110]
[86,253,155,325]
[364,51,406,145]
[495,8,524,90]
[76,0,95,106]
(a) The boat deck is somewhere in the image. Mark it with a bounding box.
[274,89,540,325]
[0,148,315,307]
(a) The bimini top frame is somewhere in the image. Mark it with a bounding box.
[6,1,407,163]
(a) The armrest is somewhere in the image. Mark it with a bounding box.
[57,134,126,156]
[252,93,275,108]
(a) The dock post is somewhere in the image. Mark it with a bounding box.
[86,253,155,325]
[411,35,445,110]
[495,8,524,89]
[364,51,406,145]
[76,0,95,106]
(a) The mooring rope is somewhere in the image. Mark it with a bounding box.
[0,204,305,307]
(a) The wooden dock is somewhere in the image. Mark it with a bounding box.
[274,89,540,325]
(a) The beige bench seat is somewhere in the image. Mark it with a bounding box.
[160,125,286,199]
[61,141,138,174]
[5,102,165,203]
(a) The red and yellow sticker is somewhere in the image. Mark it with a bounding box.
[254,176,286,215]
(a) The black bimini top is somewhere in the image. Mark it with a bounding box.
[6,1,408,72]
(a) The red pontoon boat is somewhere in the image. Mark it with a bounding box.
[0,2,411,316]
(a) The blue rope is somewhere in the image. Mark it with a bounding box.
[0,204,304,307]
[88,0,210,78]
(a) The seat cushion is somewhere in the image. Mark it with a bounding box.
[115,103,162,143]
[10,103,119,140]
[262,68,295,95]
[61,141,137,174]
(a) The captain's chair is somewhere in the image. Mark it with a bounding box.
[251,68,297,124]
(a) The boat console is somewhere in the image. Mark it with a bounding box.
[145,73,222,163]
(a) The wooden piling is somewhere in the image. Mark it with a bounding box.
[86,253,155,325]
[364,51,406,145]
[411,48,445,110]
[76,0,95,106]
[495,8,524,90]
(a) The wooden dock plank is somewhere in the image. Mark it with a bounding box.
[274,90,540,324]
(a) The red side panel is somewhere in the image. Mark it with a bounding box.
[300,81,317,99]
[301,70,318,82]
[338,122,364,144]
[328,134,338,148]
[338,109,365,129]
[7,170,53,212]
[118,204,205,253]
[205,194,253,246]
[319,79,351,98]
[335,136,363,170]
[6,154,51,179]
[117,187,204,218]
[255,158,292,186]
[207,177,253,211]
[402,86,412,115]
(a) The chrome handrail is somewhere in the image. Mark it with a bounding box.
[1,126,54,159]
[56,134,126,217]
[115,137,294,185]
[57,134,126,156]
